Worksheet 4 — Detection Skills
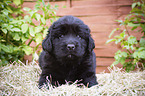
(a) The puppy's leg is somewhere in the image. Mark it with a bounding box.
[38,69,52,89]
[38,74,47,89]
[85,73,98,88]
[80,72,98,88]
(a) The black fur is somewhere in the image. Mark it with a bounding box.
[38,16,98,88]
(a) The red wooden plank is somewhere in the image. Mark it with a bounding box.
[57,6,118,16]
[96,57,123,67]
[78,16,117,24]
[89,24,117,32]
[96,57,114,66]
[96,66,110,73]
[72,0,132,7]
[118,6,132,15]
[94,45,120,57]
[91,32,111,46]
[91,31,143,46]
[22,1,131,16]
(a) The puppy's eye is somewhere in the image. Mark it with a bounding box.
[77,35,81,39]
[59,35,64,39]
[61,35,64,38]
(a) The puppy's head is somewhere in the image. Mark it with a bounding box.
[42,16,95,60]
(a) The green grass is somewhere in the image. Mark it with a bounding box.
[0,61,145,96]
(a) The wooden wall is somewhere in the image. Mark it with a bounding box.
[23,0,136,73]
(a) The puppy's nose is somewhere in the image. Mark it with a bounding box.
[67,44,75,50]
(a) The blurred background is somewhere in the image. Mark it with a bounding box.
[1,0,144,73]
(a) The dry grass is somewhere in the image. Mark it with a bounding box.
[0,61,145,96]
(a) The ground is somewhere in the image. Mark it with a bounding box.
[0,61,145,96]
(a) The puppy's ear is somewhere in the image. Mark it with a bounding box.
[42,31,52,52]
[88,36,95,53]
[85,25,95,52]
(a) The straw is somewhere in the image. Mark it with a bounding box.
[0,61,145,96]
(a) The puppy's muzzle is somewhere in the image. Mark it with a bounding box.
[67,44,75,50]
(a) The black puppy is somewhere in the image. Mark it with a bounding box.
[38,16,98,88]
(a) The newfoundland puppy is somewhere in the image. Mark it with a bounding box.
[38,15,98,88]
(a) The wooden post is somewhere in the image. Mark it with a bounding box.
[67,0,72,7]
